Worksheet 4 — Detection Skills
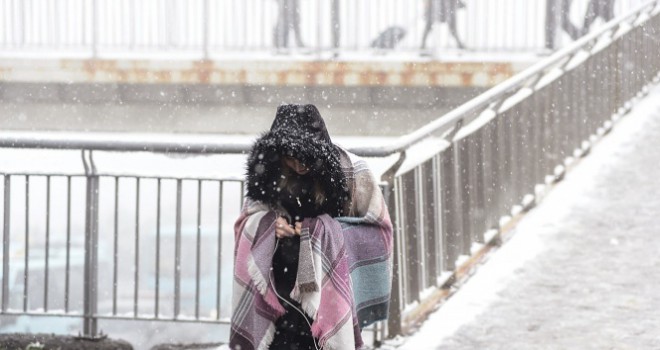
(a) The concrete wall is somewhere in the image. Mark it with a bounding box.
[0,57,533,135]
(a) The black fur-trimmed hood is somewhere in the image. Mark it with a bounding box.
[245,104,350,217]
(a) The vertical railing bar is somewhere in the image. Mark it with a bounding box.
[424,160,436,287]
[64,175,71,313]
[394,176,407,306]
[134,177,140,317]
[19,0,26,46]
[216,180,224,320]
[113,176,119,316]
[202,0,209,58]
[174,179,182,319]
[23,175,29,312]
[44,175,50,312]
[432,155,443,275]
[82,150,100,336]
[92,0,98,58]
[129,0,136,49]
[2,175,10,312]
[415,167,426,291]
[155,178,161,318]
[390,177,401,303]
[195,180,202,319]
[456,140,471,256]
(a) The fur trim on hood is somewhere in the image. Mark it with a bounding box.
[245,104,350,217]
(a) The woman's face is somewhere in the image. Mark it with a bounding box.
[282,155,310,175]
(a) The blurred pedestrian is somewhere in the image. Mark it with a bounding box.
[273,0,305,49]
[421,0,467,50]
[545,0,580,50]
[230,104,394,350]
[581,0,615,36]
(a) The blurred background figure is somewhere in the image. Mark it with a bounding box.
[273,0,305,49]
[371,26,407,50]
[581,0,615,36]
[421,0,467,50]
[545,0,580,50]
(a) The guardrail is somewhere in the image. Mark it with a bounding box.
[0,0,646,57]
[0,0,659,344]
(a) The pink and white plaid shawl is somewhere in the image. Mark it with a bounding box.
[230,152,393,350]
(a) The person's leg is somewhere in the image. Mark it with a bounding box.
[560,0,580,40]
[421,20,434,49]
[291,0,305,47]
[603,0,615,21]
[421,1,435,49]
[581,0,598,36]
[273,0,287,48]
[447,0,465,48]
[545,0,558,49]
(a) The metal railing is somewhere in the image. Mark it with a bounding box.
[0,0,646,58]
[0,161,246,335]
[1,0,659,344]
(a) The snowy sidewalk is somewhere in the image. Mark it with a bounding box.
[397,83,660,350]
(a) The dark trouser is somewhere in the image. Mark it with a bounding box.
[421,0,465,49]
[545,0,580,49]
[273,0,305,48]
[582,0,615,36]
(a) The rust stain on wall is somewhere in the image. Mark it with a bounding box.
[194,60,213,84]
[1,58,530,88]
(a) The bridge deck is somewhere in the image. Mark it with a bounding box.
[398,83,660,350]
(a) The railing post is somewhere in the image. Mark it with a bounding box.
[82,150,99,337]
[381,153,406,338]
[91,0,98,58]
[544,0,558,50]
[2,176,10,312]
[203,0,210,60]
[384,180,402,338]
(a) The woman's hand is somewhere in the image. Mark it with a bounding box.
[275,217,302,238]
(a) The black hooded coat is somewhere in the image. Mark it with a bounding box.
[245,104,351,349]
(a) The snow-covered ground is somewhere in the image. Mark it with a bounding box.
[396,82,660,349]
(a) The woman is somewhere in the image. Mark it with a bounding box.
[421,0,466,50]
[230,104,393,350]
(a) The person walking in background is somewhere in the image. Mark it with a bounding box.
[581,0,615,36]
[273,0,305,49]
[230,104,393,350]
[545,0,580,50]
[421,0,467,50]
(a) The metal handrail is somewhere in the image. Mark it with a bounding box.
[0,131,254,154]
[0,3,656,158]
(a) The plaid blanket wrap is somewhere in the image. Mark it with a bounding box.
[230,152,393,350]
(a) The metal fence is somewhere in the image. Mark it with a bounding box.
[0,0,648,57]
[0,157,246,335]
[377,0,660,334]
[0,0,659,345]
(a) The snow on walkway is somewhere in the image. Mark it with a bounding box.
[397,82,660,350]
